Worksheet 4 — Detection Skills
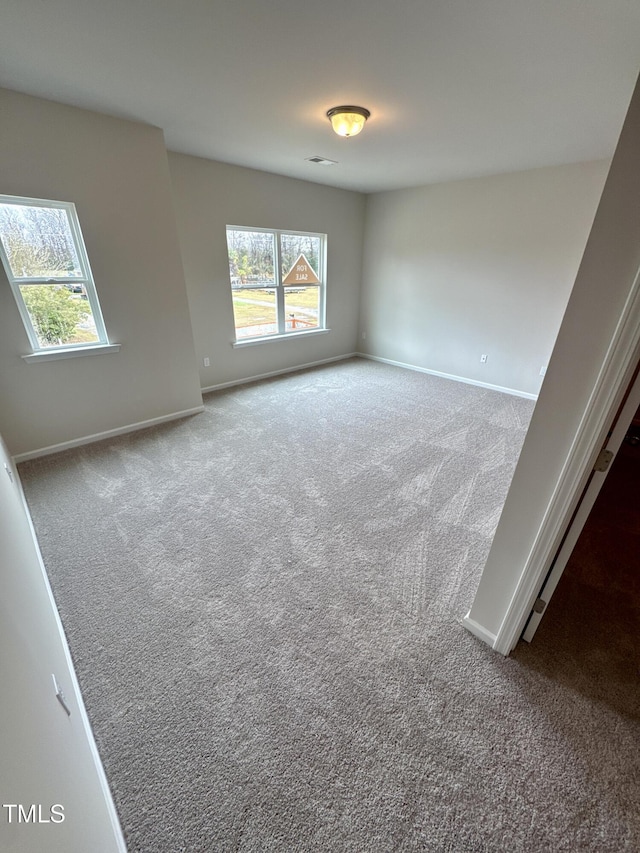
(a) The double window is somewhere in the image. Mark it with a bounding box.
[0,194,109,352]
[226,226,326,342]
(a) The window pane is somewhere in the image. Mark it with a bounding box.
[226,229,275,286]
[0,203,83,279]
[18,284,100,348]
[284,286,320,332]
[281,233,321,282]
[232,287,277,339]
[227,229,277,339]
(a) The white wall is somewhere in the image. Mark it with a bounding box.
[359,161,609,396]
[0,434,125,852]
[167,153,365,388]
[468,74,640,641]
[0,87,607,458]
[0,89,203,458]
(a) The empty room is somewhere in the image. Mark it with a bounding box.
[1,2,639,852]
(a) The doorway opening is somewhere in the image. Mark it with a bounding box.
[512,418,639,716]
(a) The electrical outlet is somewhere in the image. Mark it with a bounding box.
[203,357,210,367]
[480,354,488,363]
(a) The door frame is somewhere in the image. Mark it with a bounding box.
[521,362,640,642]
[493,263,640,655]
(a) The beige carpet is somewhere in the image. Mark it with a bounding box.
[18,359,639,852]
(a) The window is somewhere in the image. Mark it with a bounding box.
[0,194,110,352]
[226,226,326,342]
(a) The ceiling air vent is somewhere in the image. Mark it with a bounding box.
[305,156,338,166]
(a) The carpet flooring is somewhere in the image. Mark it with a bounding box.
[18,359,640,852]
[514,438,640,722]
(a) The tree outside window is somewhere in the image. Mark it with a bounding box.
[0,196,109,351]
[226,226,326,341]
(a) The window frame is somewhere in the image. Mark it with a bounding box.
[0,194,110,353]
[226,224,327,343]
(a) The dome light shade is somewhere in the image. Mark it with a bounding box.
[326,106,370,137]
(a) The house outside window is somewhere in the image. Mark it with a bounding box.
[0,194,110,352]
[226,226,326,341]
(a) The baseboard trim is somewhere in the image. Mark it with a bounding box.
[13,405,206,463]
[201,352,358,394]
[357,353,538,400]
[463,612,499,649]
[13,464,128,851]
[14,351,531,461]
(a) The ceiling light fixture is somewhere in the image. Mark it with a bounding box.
[326,105,370,137]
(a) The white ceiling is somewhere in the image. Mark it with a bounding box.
[1,0,639,193]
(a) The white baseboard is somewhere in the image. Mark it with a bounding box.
[463,612,499,649]
[13,405,206,463]
[12,464,128,851]
[201,352,358,394]
[357,353,538,401]
[14,351,530,462]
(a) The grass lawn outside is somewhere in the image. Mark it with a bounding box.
[233,286,320,336]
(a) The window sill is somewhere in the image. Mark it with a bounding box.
[232,328,330,348]
[22,343,121,363]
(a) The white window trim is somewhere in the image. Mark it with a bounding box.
[231,328,331,348]
[22,343,121,363]
[226,225,327,343]
[0,194,112,354]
